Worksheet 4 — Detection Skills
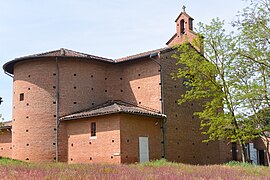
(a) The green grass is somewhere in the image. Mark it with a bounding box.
[0,158,269,179]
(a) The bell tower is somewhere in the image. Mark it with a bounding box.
[166,6,197,46]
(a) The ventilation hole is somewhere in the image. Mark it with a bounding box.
[71,158,73,161]
[91,75,93,78]
[28,75,31,78]
[74,86,77,89]
[139,102,141,104]
[138,87,140,89]
[158,69,161,72]
[53,73,56,76]
[53,86,56,89]
[26,116,29,119]
[207,156,209,159]
[174,85,177,88]
[160,99,162,101]
[120,90,123,92]
[120,77,123,80]
[127,139,129,143]
[90,157,92,160]
[13,119,15,121]
[138,74,141,76]
[26,103,29,106]
[105,78,107,80]
[28,88,30,90]
[175,114,178,117]
[192,116,194,119]
[177,142,179,144]
[26,144,29,146]
[91,88,94,90]
[89,142,92,144]
[105,90,107,92]
[74,102,77,104]
[192,143,195,145]
[53,101,56,104]
[161,141,164,144]
[176,128,178,130]
[26,130,28,132]
[112,140,114,143]
[74,74,76,76]
[126,156,128,158]
[159,83,162,85]
[71,143,73,147]
[111,156,113,159]
[191,103,193,106]
[54,157,56,160]
[175,100,177,103]
[178,156,180,158]
[26,158,29,160]
[53,143,56,145]
[54,115,56,117]
[1,148,3,150]
[92,103,95,105]
[193,156,195,158]
[10,147,12,149]
[54,128,56,131]
[206,143,209,146]
[162,156,164,158]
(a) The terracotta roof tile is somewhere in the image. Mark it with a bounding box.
[115,47,170,62]
[0,121,12,129]
[60,100,166,121]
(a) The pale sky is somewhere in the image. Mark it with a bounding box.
[0,0,248,120]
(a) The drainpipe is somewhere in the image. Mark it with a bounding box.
[149,52,166,159]
[55,57,60,162]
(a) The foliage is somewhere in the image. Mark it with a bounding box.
[225,161,256,167]
[0,158,269,179]
[173,0,270,162]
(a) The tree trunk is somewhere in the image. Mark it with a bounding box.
[240,142,247,163]
[265,138,270,166]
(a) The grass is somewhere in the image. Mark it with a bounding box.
[0,158,269,179]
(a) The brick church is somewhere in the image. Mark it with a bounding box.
[0,7,267,165]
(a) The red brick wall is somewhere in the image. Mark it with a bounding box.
[66,114,121,164]
[0,129,12,158]
[167,13,197,47]
[160,50,230,164]
[120,114,162,163]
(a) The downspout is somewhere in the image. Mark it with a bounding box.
[55,57,60,162]
[149,52,166,159]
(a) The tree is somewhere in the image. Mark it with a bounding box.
[173,0,270,163]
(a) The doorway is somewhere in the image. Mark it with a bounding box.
[139,137,149,163]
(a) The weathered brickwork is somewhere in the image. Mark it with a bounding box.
[120,114,162,163]
[66,114,121,164]
[0,129,12,158]
[160,50,231,164]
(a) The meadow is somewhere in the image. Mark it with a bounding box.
[0,158,269,179]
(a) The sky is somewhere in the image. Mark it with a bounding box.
[0,0,248,120]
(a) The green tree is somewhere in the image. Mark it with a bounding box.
[173,0,270,163]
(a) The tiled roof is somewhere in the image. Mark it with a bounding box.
[60,100,166,121]
[0,121,12,129]
[17,48,114,62]
[115,47,171,62]
[3,47,174,74]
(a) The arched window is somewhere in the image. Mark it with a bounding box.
[180,19,185,34]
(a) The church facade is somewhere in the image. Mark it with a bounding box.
[1,8,261,165]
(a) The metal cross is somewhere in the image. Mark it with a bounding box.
[182,5,186,12]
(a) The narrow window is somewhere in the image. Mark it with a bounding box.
[180,19,185,34]
[189,18,193,30]
[91,122,96,137]
[19,93,24,101]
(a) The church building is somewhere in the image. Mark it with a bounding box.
[1,7,262,165]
